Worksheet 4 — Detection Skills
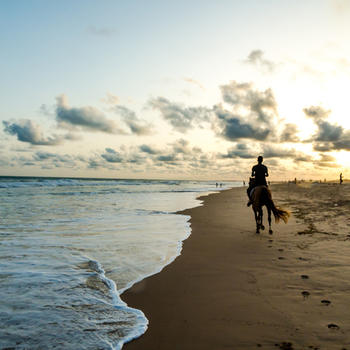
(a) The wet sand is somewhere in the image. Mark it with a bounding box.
[123,183,350,350]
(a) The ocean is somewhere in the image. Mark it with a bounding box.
[0,177,240,349]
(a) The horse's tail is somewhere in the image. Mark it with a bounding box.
[265,188,290,224]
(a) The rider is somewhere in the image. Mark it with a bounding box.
[247,156,269,206]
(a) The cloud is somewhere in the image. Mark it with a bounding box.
[220,80,277,124]
[149,97,211,132]
[303,106,330,122]
[313,153,339,168]
[156,154,178,162]
[220,143,311,162]
[213,105,270,141]
[39,104,54,116]
[183,77,205,90]
[280,124,300,142]
[101,148,124,163]
[262,144,298,158]
[113,106,153,135]
[220,143,256,159]
[3,120,63,146]
[303,105,350,150]
[56,95,125,134]
[315,121,343,142]
[101,92,119,105]
[245,50,276,72]
[139,144,160,154]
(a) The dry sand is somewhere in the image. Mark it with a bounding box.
[123,183,350,350]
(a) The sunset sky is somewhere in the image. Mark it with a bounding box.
[1,0,350,180]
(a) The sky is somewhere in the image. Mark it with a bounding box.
[1,0,350,180]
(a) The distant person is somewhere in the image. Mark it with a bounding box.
[247,156,269,207]
[340,173,343,185]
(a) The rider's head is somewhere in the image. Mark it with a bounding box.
[257,156,263,164]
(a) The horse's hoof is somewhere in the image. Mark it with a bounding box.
[261,225,265,230]
[256,230,260,234]
[269,229,273,234]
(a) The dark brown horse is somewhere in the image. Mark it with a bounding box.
[251,185,290,234]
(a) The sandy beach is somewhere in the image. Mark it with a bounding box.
[123,183,350,350]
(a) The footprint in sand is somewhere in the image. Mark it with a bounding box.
[274,342,294,349]
[327,323,340,330]
[321,299,331,306]
[301,275,309,279]
[298,257,309,261]
[269,239,273,243]
[278,248,284,252]
[301,291,310,298]
[278,256,286,260]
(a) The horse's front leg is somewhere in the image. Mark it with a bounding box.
[267,207,273,234]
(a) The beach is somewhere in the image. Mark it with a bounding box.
[124,183,350,350]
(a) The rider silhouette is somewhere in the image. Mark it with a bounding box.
[247,156,269,206]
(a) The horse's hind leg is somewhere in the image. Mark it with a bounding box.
[267,207,273,234]
[254,210,260,234]
[260,208,265,230]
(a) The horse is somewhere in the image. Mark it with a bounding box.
[251,185,290,234]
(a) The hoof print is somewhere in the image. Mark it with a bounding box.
[278,256,285,260]
[278,248,284,252]
[302,291,310,298]
[301,275,309,279]
[327,323,339,330]
[276,342,294,349]
[321,299,331,305]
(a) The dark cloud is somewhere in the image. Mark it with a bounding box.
[246,50,275,72]
[139,144,159,154]
[3,120,63,146]
[220,143,256,159]
[213,105,270,141]
[157,154,178,162]
[313,154,339,168]
[303,106,330,122]
[220,143,311,163]
[280,123,299,142]
[220,81,277,124]
[88,159,101,169]
[332,131,350,150]
[113,106,153,135]
[101,148,124,163]
[56,95,124,134]
[149,97,211,133]
[304,105,350,151]
[32,151,77,167]
[315,121,343,142]
[262,144,297,158]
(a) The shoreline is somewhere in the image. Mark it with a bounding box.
[123,184,350,349]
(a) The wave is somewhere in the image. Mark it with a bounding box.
[85,259,148,350]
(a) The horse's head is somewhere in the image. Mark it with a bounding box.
[249,177,256,186]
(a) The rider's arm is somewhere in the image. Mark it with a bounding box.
[265,167,269,177]
[251,166,255,177]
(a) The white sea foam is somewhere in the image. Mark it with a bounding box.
[0,177,240,349]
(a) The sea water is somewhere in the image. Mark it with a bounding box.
[0,177,239,349]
